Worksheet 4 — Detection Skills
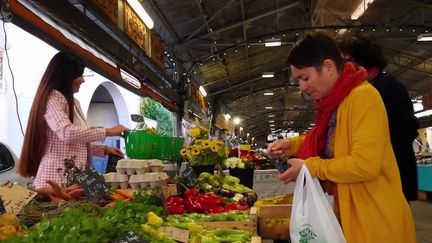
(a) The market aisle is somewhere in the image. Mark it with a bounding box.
[412,200,432,243]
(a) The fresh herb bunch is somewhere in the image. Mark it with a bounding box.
[56,156,82,187]
[4,192,165,243]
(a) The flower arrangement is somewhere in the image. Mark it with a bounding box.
[180,125,228,166]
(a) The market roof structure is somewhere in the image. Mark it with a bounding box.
[6,0,432,139]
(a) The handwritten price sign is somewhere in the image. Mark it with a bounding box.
[74,168,109,201]
[110,231,148,243]
[0,182,37,214]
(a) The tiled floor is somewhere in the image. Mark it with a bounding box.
[412,200,432,243]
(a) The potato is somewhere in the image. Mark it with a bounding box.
[0,225,17,240]
[0,213,19,228]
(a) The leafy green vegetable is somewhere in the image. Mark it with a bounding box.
[4,198,164,243]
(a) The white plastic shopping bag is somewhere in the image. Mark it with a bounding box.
[290,165,346,243]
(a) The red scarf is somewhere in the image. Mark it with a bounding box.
[298,63,368,159]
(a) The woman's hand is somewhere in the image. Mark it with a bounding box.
[268,139,291,159]
[106,125,128,136]
[104,146,124,157]
[278,158,304,183]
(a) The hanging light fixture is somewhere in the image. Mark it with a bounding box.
[418,33,432,41]
[120,68,141,89]
[265,38,282,47]
[199,85,207,97]
[262,72,275,78]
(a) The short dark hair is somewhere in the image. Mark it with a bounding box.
[337,34,388,70]
[287,31,344,72]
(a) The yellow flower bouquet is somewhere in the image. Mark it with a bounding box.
[180,126,228,166]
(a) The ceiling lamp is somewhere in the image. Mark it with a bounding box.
[263,92,274,96]
[268,114,275,118]
[233,117,241,125]
[417,33,432,41]
[120,68,141,89]
[224,113,231,120]
[126,0,154,29]
[265,106,273,110]
[265,38,282,47]
[262,72,274,78]
[199,85,207,97]
[351,0,375,20]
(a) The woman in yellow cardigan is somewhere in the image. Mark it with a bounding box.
[268,32,416,243]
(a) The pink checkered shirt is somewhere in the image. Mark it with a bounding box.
[33,90,106,189]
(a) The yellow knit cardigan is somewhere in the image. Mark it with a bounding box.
[288,81,416,243]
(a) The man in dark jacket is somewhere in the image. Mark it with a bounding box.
[338,34,419,201]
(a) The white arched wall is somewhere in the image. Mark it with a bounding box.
[75,75,141,152]
[75,71,141,130]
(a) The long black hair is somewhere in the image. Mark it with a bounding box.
[19,51,85,177]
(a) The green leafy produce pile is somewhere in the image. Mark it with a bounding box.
[168,211,249,222]
[188,223,252,243]
[4,190,166,243]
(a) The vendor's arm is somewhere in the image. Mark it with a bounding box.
[305,85,388,183]
[90,145,124,158]
[44,90,106,143]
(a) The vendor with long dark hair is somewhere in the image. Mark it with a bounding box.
[19,51,128,189]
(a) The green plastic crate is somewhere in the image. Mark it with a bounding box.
[125,130,183,160]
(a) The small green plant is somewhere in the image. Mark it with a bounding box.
[140,97,175,136]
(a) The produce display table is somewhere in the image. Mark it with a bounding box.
[253,169,295,199]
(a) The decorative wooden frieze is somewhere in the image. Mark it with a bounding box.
[151,32,165,70]
[89,0,118,25]
[124,2,148,54]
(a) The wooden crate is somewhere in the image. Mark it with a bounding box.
[258,204,292,240]
[251,236,262,243]
[195,207,258,234]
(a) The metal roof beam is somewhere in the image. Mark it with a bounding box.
[184,1,302,44]
[183,0,237,42]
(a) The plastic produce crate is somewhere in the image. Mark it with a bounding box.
[125,130,183,160]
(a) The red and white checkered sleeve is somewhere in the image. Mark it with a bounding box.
[44,90,106,144]
[90,144,105,157]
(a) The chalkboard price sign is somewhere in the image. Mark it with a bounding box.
[74,168,109,201]
[110,231,148,243]
[0,196,6,214]
[180,166,199,188]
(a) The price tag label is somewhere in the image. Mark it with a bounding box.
[0,181,37,215]
[180,166,199,188]
[160,227,189,243]
[110,231,148,243]
[74,168,109,201]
